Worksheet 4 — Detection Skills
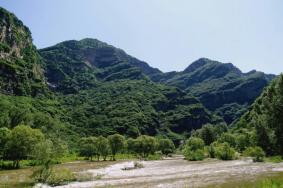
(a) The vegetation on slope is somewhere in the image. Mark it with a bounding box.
[0,7,47,96]
[152,58,275,124]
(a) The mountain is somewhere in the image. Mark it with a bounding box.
[39,39,221,142]
[39,38,161,93]
[234,74,283,155]
[0,7,46,96]
[0,7,276,147]
[151,58,275,124]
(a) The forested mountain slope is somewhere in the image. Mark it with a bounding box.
[152,58,275,124]
[0,7,47,96]
[235,74,283,155]
[39,38,161,93]
[0,7,221,145]
[0,7,276,148]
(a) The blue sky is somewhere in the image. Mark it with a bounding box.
[1,0,282,74]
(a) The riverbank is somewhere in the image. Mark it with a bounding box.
[35,157,283,188]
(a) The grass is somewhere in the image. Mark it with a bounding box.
[206,172,283,188]
[265,156,283,163]
[0,160,117,188]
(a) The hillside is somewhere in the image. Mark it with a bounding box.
[39,38,161,93]
[0,7,276,148]
[39,39,221,142]
[152,58,275,124]
[235,74,283,155]
[0,7,222,146]
[0,7,46,96]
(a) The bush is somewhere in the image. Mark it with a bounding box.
[207,143,217,158]
[217,133,237,148]
[183,137,205,161]
[243,146,265,162]
[158,138,175,156]
[184,149,205,161]
[215,142,236,160]
[46,168,76,186]
[185,137,205,151]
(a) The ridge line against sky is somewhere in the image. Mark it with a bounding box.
[0,0,282,74]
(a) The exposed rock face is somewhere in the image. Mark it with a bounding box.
[0,7,46,96]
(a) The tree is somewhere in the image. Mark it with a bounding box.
[108,134,125,160]
[126,138,137,154]
[185,137,205,151]
[135,135,157,158]
[243,146,265,162]
[96,136,110,161]
[0,127,11,159]
[158,139,175,156]
[218,133,237,148]
[198,124,217,145]
[215,142,236,160]
[31,139,54,182]
[183,137,205,161]
[4,125,44,168]
[79,137,97,161]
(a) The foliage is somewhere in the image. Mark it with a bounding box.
[96,136,110,161]
[193,123,227,145]
[3,125,44,168]
[235,75,283,156]
[214,142,236,160]
[243,147,265,162]
[158,138,175,156]
[108,134,125,160]
[44,168,76,186]
[217,133,237,148]
[135,135,158,158]
[78,137,97,161]
[183,137,205,161]
[0,127,11,158]
[153,58,274,124]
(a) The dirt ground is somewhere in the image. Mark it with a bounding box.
[36,156,283,188]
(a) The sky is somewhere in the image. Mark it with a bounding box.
[1,0,282,74]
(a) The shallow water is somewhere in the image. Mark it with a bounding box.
[36,157,283,188]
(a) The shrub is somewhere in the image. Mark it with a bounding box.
[217,133,237,148]
[185,137,205,151]
[46,168,76,186]
[183,137,205,161]
[207,143,217,158]
[243,146,265,162]
[215,142,236,160]
[184,149,205,161]
[158,138,175,156]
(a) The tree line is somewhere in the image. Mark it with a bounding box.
[0,125,176,169]
[79,134,175,161]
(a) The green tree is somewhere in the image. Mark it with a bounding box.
[135,135,157,158]
[158,138,175,156]
[215,142,236,160]
[197,124,217,145]
[0,127,11,159]
[218,133,237,148]
[126,138,138,154]
[185,137,205,151]
[108,134,125,160]
[4,125,44,168]
[96,136,110,161]
[183,137,205,161]
[243,146,265,162]
[79,137,97,161]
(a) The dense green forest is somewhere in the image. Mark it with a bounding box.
[0,6,282,179]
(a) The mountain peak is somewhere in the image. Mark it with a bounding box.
[184,58,219,73]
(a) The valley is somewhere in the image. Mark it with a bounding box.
[0,5,283,188]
